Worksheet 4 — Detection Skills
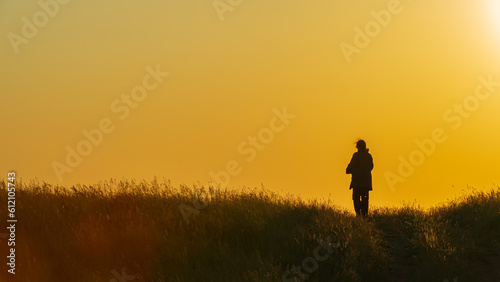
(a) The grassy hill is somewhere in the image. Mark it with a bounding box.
[1,179,499,281]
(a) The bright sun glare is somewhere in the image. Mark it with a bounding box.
[488,0,500,31]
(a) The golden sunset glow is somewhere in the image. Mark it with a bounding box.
[2,0,500,209]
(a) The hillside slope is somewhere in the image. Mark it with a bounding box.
[0,180,498,281]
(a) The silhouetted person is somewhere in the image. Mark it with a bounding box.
[346,139,373,216]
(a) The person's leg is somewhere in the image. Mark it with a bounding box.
[361,190,369,216]
[352,189,361,216]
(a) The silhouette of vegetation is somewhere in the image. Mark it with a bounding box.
[0,179,498,281]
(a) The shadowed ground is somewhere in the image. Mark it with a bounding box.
[0,180,498,281]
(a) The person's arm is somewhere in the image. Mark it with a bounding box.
[346,154,356,174]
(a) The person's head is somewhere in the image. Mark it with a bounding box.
[356,139,367,151]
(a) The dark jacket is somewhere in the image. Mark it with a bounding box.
[346,149,373,190]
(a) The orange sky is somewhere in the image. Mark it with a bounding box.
[1,0,500,209]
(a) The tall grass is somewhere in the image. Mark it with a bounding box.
[0,179,498,281]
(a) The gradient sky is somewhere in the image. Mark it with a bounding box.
[2,0,500,209]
